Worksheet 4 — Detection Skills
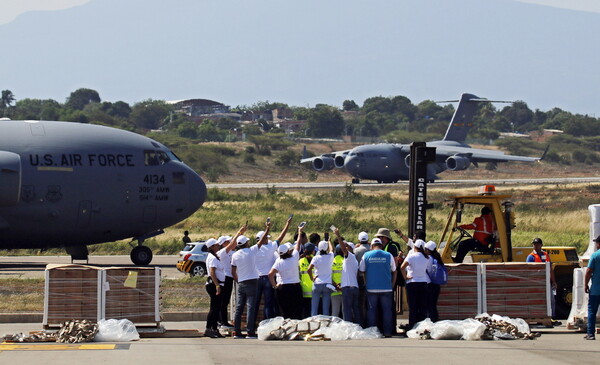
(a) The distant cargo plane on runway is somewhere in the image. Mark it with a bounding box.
[301,93,545,183]
[0,120,206,265]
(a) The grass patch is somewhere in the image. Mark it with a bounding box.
[0,184,596,256]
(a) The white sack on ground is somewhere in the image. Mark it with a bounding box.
[94,319,140,342]
[257,315,381,341]
[407,314,536,340]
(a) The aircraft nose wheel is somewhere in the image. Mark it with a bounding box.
[131,245,153,265]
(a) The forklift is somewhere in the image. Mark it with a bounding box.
[437,184,580,319]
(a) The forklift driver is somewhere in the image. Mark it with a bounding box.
[453,206,495,263]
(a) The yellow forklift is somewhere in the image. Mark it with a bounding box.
[438,185,580,318]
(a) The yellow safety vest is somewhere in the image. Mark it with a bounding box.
[299,257,312,298]
[331,255,343,297]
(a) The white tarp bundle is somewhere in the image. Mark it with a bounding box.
[407,314,535,340]
[257,315,381,341]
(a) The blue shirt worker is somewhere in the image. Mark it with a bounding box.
[584,235,600,340]
[359,238,397,337]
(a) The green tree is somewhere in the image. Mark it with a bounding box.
[129,99,171,130]
[499,101,533,132]
[342,99,359,111]
[197,120,225,141]
[242,124,263,136]
[306,105,344,137]
[1,89,16,116]
[12,98,61,120]
[177,121,198,139]
[65,88,101,110]
[101,101,131,119]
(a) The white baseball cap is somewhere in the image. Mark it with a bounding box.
[358,232,369,242]
[255,231,271,240]
[205,238,218,248]
[318,241,329,251]
[346,242,355,250]
[425,241,437,251]
[278,245,290,254]
[371,238,382,246]
[216,235,232,245]
[414,239,425,248]
[236,235,250,246]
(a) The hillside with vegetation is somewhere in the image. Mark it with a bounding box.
[2,88,600,183]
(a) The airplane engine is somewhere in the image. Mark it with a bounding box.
[334,155,346,168]
[312,156,335,171]
[404,154,411,168]
[445,155,471,171]
[0,151,21,206]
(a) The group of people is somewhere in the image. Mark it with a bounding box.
[199,216,447,338]
[194,213,600,342]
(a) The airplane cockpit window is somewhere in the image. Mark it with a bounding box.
[166,149,181,162]
[144,150,171,166]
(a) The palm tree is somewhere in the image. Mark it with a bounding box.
[1,89,15,116]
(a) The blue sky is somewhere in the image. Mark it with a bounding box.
[1,0,599,116]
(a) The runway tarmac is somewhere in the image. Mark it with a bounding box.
[0,321,596,364]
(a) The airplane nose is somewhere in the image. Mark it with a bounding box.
[187,167,207,214]
[344,155,358,175]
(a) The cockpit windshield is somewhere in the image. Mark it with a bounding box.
[144,150,171,166]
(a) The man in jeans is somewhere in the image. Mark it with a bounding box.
[359,237,397,337]
[254,217,292,319]
[584,235,600,340]
[231,227,268,339]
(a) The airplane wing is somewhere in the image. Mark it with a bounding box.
[434,144,541,164]
[300,152,336,164]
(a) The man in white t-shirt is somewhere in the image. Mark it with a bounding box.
[216,235,235,328]
[231,228,266,339]
[254,216,292,319]
[334,228,361,324]
[308,239,335,316]
[354,231,370,326]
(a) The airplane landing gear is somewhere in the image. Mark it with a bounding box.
[129,230,163,265]
[131,245,153,266]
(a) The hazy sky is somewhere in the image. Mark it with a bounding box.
[1,0,599,116]
[2,0,600,24]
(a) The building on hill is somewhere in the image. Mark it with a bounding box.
[168,99,230,116]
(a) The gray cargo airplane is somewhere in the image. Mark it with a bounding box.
[301,93,543,183]
[0,120,206,265]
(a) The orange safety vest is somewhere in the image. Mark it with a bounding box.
[529,250,551,262]
[462,214,495,245]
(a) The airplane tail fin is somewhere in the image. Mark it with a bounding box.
[440,93,514,143]
[441,93,481,143]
